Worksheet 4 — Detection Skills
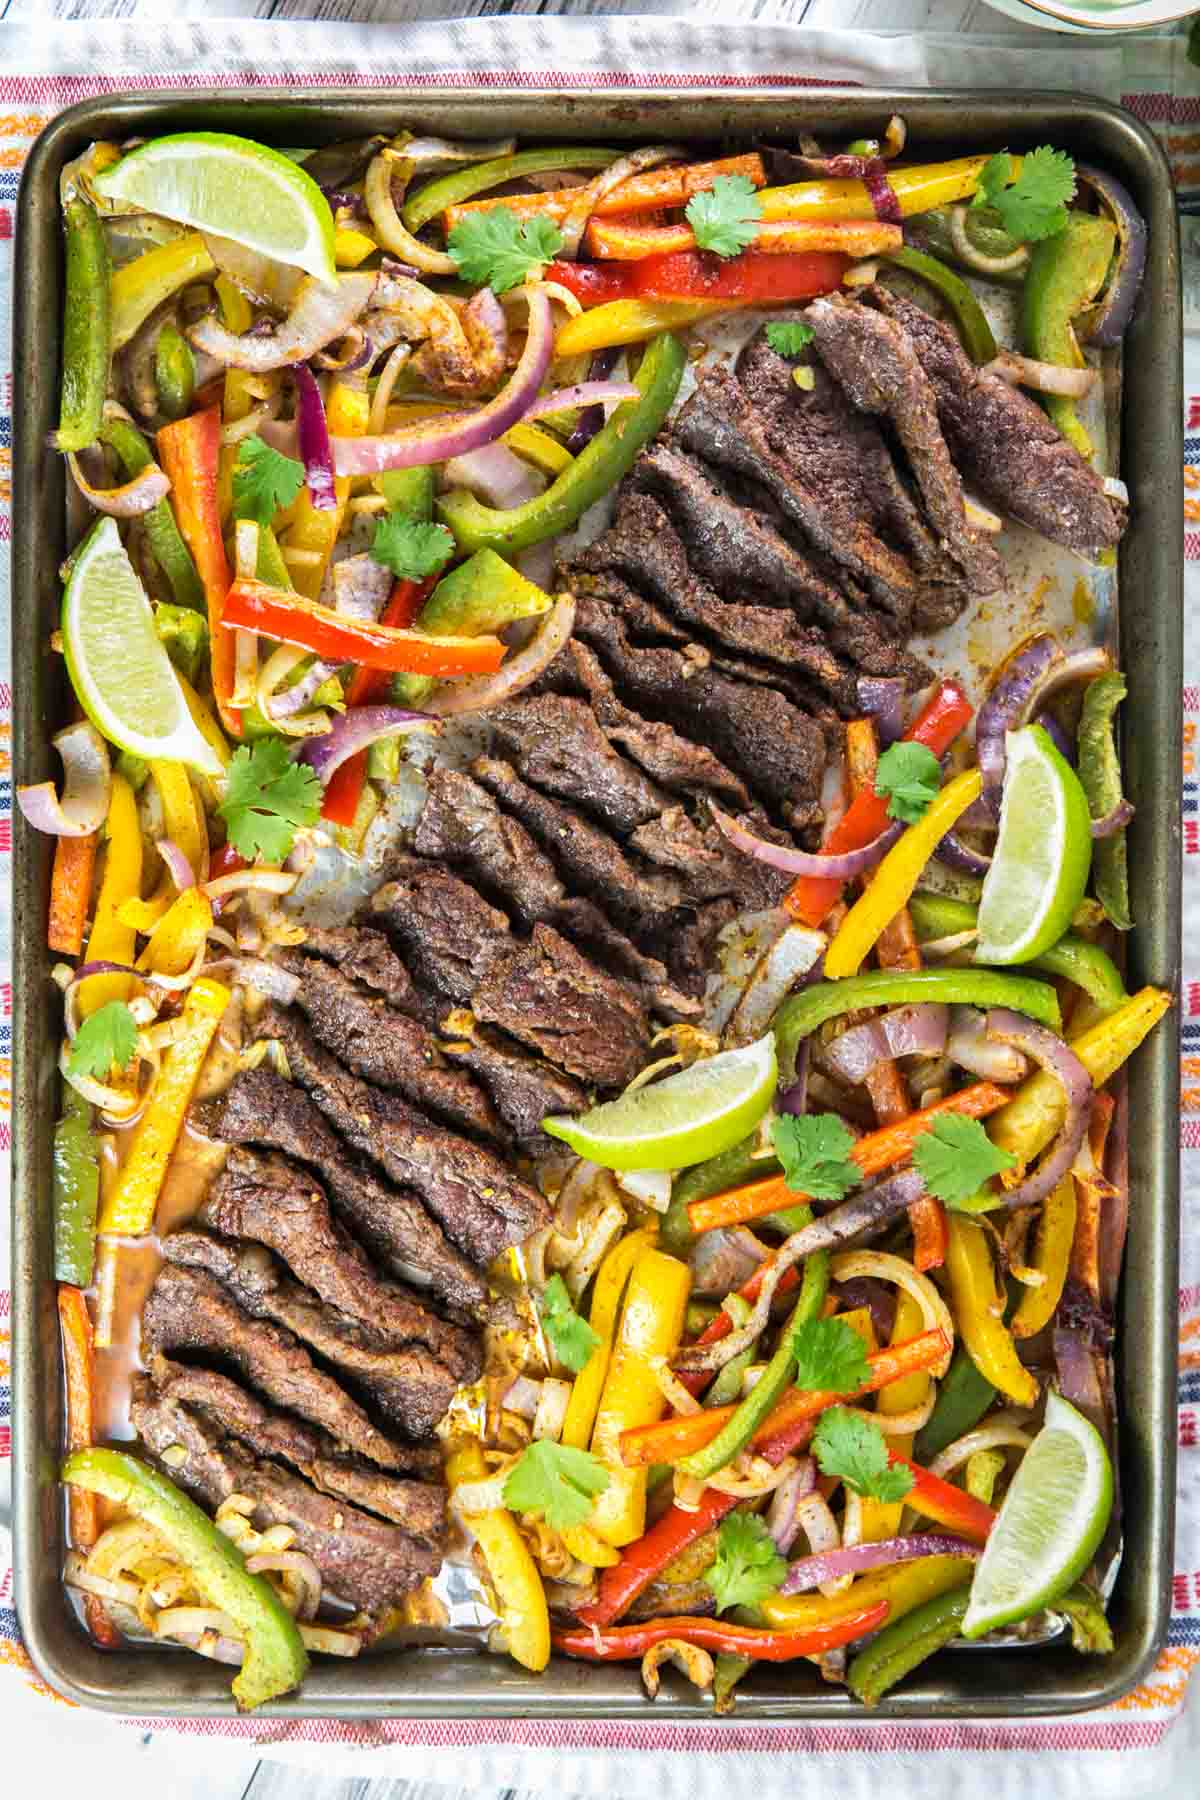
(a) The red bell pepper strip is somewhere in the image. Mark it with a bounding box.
[157,408,240,739]
[553,1601,890,1663]
[222,577,505,678]
[577,1489,740,1629]
[321,575,436,829]
[784,679,974,928]
[890,1453,996,1544]
[635,248,849,304]
[547,260,640,308]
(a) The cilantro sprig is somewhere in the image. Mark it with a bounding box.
[973,146,1076,245]
[772,1113,862,1203]
[812,1407,915,1505]
[69,1001,138,1082]
[792,1316,872,1396]
[686,174,762,259]
[912,1113,1017,1208]
[704,1511,787,1613]
[502,1439,609,1532]
[538,1273,601,1375]
[370,513,455,582]
[765,320,814,359]
[218,738,322,864]
[446,206,565,294]
[874,741,942,825]
[232,436,305,528]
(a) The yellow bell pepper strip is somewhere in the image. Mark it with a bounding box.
[55,197,110,453]
[584,214,901,262]
[859,1292,931,1542]
[137,886,214,978]
[761,1554,974,1636]
[988,986,1172,1173]
[158,407,240,738]
[824,768,984,979]
[63,1447,308,1709]
[554,298,730,357]
[78,773,142,1017]
[965,1448,1006,1505]
[756,155,995,226]
[1010,1174,1077,1340]
[561,1524,621,1569]
[446,1439,550,1672]
[281,380,368,600]
[110,233,216,352]
[121,758,208,933]
[48,832,98,957]
[504,421,573,477]
[333,226,378,268]
[1022,212,1117,461]
[589,1246,691,1545]
[848,1585,971,1706]
[944,1214,1038,1408]
[561,1226,657,1450]
[98,977,231,1236]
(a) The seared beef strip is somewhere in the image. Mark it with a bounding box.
[806,295,1005,598]
[413,764,565,927]
[438,1018,589,1143]
[201,1147,480,1382]
[548,896,702,1019]
[299,924,424,1018]
[254,1005,550,1261]
[368,863,509,1008]
[272,948,499,1139]
[143,1262,407,1470]
[195,1070,487,1315]
[487,693,670,835]
[472,923,649,1088]
[873,287,1124,559]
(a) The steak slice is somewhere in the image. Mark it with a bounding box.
[272,948,499,1140]
[368,863,509,1007]
[874,286,1124,560]
[472,922,649,1088]
[201,1146,480,1382]
[131,1382,440,1613]
[413,764,565,927]
[255,1005,550,1262]
[487,693,670,835]
[438,1018,588,1143]
[195,1069,486,1315]
[806,295,1005,598]
[299,924,424,1018]
[162,1229,463,1440]
[142,1261,406,1470]
[549,895,702,1018]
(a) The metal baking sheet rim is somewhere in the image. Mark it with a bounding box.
[11,86,1182,1720]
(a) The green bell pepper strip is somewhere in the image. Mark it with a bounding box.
[913,1345,997,1463]
[1077,671,1132,932]
[713,1652,754,1714]
[907,891,1128,1013]
[1056,1582,1115,1654]
[155,601,209,686]
[154,322,195,421]
[676,1214,827,1481]
[774,969,1061,1085]
[1022,212,1117,461]
[438,331,686,555]
[663,1135,772,1255]
[56,197,110,453]
[965,1447,1005,1505]
[376,465,435,518]
[116,749,150,793]
[392,545,553,706]
[847,1585,971,1705]
[910,205,1028,284]
[99,415,205,612]
[703,1295,756,1406]
[53,1085,100,1287]
[255,522,293,591]
[402,146,618,233]
[883,245,997,364]
[62,1448,309,1709]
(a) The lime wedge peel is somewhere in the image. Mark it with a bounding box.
[961,1389,1114,1639]
[62,517,222,777]
[543,1034,778,1173]
[95,132,337,285]
[975,724,1093,966]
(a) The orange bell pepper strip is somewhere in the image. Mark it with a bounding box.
[889,1453,997,1544]
[157,407,240,738]
[910,1197,949,1274]
[441,153,766,233]
[553,1600,890,1663]
[48,832,97,955]
[1069,1088,1116,1302]
[619,1328,950,1469]
[586,214,901,261]
[687,1083,1010,1234]
[221,577,505,678]
[58,1285,122,1645]
[321,575,437,829]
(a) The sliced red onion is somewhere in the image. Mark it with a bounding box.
[189,272,377,373]
[461,287,509,389]
[826,1003,949,1085]
[427,591,574,718]
[293,364,337,512]
[984,1009,1094,1210]
[18,722,111,837]
[1075,164,1147,348]
[977,639,1109,816]
[567,347,620,454]
[1091,798,1134,840]
[832,1276,895,1344]
[984,349,1096,399]
[68,448,170,517]
[766,1457,817,1553]
[1052,1327,1106,1435]
[687,1225,769,1299]
[332,285,553,477]
[778,1041,810,1118]
[780,1533,978,1596]
[313,328,373,375]
[946,1006,1028,1083]
[711,804,903,878]
[856,676,905,748]
[298,705,439,785]
[157,837,196,892]
[777,149,900,223]
[1034,709,1075,766]
[935,830,992,877]
[444,442,543,510]
[524,380,639,422]
[321,188,367,216]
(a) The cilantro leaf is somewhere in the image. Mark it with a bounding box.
[972,146,1075,244]
[704,1511,787,1614]
[232,436,305,528]
[792,1316,872,1396]
[772,1113,861,1203]
[370,513,455,582]
[502,1439,609,1532]
[686,174,762,259]
[446,206,565,294]
[69,1001,138,1081]
[765,320,814,359]
[874,741,942,825]
[812,1406,915,1504]
[973,151,1013,211]
[912,1113,1017,1208]
[218,738,322,864]
[539,1273,601,1375]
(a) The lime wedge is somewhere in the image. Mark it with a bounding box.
[961,1390,1113,1639]
[62,518,222,777]
[975,724,1092,965]
[95,132,337,285]
[543,1034,778,1172]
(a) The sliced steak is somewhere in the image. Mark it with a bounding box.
[487,693,670,834]
[299,924,424,1018]
[195,1070,486,1315]
[142,1261,406,1470]
[438,1018,589,1144]
[272,948,499,1139]
[548,896,702,1021]
[201,1147,480,1382]
[255,1005,550,1262]
[806,294,1005,598]
[873,286,1124,559]
[471,922,649,1088]
[368,863,509,1007]
[413,764,565,927]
